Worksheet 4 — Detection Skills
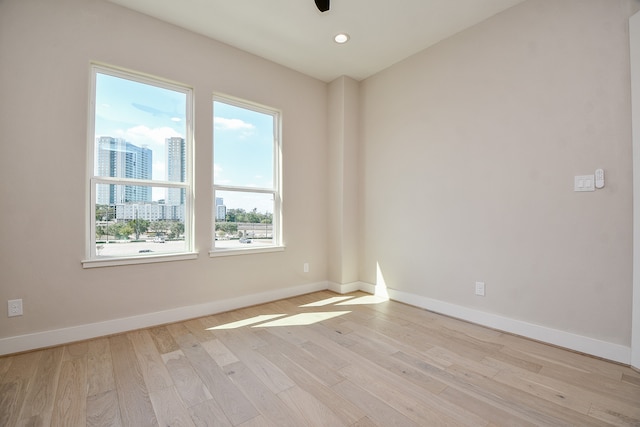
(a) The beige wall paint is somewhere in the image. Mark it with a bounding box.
[359,0,634,346]
[328,76,360,285]
[0,0,328,340]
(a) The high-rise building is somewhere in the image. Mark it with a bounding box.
[96,137,152,205]
[215,197,226,220]
[166,137,186,206]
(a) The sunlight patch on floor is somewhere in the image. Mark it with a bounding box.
[253,311,351,327]
[299,296,355,307]
[207,314,287,330]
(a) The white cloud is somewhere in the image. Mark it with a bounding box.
[124,125,180,148]
[214,117,255,132]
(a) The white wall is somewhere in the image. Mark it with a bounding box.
[0,0,329,350]
[359,0,635,355]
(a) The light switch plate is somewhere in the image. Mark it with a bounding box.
[574,175,595,192]
[8,299,23,317]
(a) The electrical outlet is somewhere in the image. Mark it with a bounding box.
[8,299,23,317]
[303,262,309,273]
[475,282,485,297]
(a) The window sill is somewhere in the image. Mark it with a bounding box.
[209,245,285,257]
[82,252,199,268]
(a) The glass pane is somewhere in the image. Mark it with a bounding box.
[214,190,274,248]
[213,101,274,189]
[95,184,186,257]
[94,72,187,183]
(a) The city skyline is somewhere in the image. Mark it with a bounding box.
[95,135,186,222]
[94,71,187,202]
[94,71,277,215]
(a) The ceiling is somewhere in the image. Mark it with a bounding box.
[108,0,525,82]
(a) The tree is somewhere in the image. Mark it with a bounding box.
[247,208,261,223]
[111,222,133,240]
[96,225,107,240]
[225,208,272,224]
[215,222,237,234]
[149,220,169,237]
[225,209,239,223]
[95,204,115,221]
[168,221,184,239]
[129,219,150,240]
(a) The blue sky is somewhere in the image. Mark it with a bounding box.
[213,101,275,215]
[213,101,273,189]
[94,71,275,214]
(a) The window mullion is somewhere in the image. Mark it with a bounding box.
[213,184,275,194]
[94,177,189,189]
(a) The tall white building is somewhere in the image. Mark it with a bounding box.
[96,137,152,205]
[166,137,185,206]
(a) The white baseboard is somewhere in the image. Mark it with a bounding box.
[0,281,329,356]
[1,280,631,365]
[328,281,362,294]
[376,285,630,365]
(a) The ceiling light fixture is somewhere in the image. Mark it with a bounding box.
[334,33,350,44]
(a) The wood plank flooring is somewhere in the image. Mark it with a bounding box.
[1,291,639,426]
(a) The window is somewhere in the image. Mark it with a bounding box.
[212,96,282,254]
[84,65,194,267]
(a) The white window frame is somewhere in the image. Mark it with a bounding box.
[83,64,196,268]
[210,95,284,257]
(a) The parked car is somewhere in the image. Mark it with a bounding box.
[153,236,165,243]
[239,237,252,244]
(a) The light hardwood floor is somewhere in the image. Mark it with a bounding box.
[1,291,639,426]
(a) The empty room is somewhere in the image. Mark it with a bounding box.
[1,0,640,425]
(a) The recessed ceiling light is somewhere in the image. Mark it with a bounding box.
[334,33,350,44]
